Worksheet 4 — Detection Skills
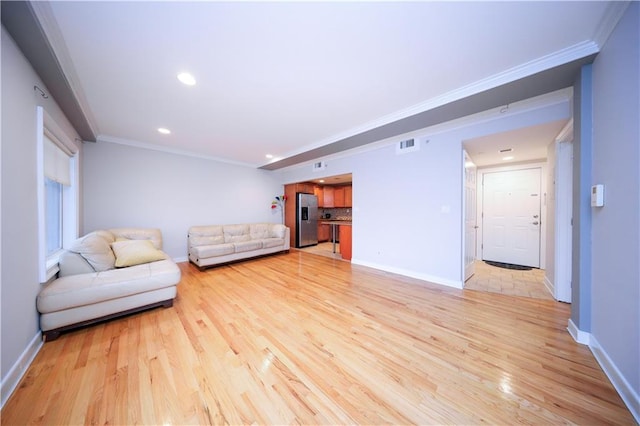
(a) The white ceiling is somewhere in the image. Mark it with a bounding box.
[464,119,569,168]
[41,1,613,168]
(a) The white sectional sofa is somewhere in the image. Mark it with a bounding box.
[188,223,290,268]
[37,228,181,341]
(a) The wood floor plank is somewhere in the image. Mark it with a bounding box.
[1,252,635,425]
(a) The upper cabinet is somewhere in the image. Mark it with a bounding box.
[318,184,352,208]
[314,186,324,208]
[290,182,352,209]
[334,187,345,207]
[323,186,335,207]
[345,186,352,207]
[295,183,315,194]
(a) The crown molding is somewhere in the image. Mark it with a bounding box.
[29,1,99,138]
[97,135,257,168]
[1,1,96,141]
[264,41,597,170]
[592,1,631,49]
[277,88,573,175]
[556,118,575,143]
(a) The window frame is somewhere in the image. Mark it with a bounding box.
[36,106,80,283]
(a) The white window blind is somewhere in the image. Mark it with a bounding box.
[44,135,71,186]
[37,106,80,283]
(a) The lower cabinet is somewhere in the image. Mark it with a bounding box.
[339,225,352,260]
[318,224,330,242]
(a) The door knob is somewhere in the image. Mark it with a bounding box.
[532,221,539,225]
[533,215,539,218]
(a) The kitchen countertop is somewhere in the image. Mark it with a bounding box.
[321,220,352,226]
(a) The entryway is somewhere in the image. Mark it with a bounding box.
[461,111,574,303]
[464,260,552,300]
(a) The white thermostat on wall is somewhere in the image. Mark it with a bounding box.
[591,184,604,207]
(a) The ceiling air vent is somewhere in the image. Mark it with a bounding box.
[312,161,327,172]
[396,138,420,155]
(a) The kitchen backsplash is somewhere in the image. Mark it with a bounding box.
[319,208,352,221]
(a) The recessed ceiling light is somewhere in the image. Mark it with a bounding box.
[265,154,273,159]
[177,72,196,86]
[319,179,325,183]
[158,128,171,134]
[502,156,514,161]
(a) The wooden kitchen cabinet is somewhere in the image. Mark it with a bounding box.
[323,186,334,207]
[314,186,324,207]
[317,223,330,242]
[345,185,352,207]
[339,225,352,260]
[295,183,314,194]
[284,184,297,248]
[334,187,345,207]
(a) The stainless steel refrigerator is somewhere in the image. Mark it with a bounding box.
[296,193,318,248]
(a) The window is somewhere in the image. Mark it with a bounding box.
[37,107,79,282]
[45,178,63,255]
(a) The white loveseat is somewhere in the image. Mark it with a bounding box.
[188,223,290,268]
[37,228,181,341]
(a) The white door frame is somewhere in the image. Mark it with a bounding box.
[548,119,574,303]
[462,150,477,282]
[476,162,547,271]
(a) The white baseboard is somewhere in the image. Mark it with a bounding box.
[590,335,640,424]
[567,319,591,345]
[351,258,463,289]
[1,331,43,408]
[173,255,188,263]
[543,275,555,299]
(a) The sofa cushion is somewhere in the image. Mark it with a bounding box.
[192,243,235,258]
[270,224,287,239]
[190,235,224,247]
[111,239,167,267]
[37,259,180,313]
[188,225,224,247]
[224,224,250,243]
[233,240,263,253]
[262,238,285,249]
[68,231,116,272]
[250,223,270,240]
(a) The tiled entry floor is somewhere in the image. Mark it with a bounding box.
[298,242,343,260]
[464,260,553,301]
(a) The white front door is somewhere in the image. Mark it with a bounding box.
[482,168,541,268]
[464,152,477,281]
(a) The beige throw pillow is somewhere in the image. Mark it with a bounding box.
[111,239,166,268]
[68,231,116,271]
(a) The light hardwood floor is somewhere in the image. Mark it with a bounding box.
[2,252,634,425]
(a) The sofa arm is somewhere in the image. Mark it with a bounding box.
[283,227,290,250]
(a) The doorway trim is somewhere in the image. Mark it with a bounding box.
[476,161,547,270]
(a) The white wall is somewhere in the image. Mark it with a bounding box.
[590,2,639,417]
[82,142,283,259]
[277,99,570,287]
[1,26,82,404]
